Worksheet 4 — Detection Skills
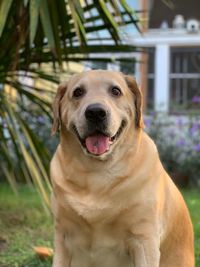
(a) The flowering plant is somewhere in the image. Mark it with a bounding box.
[144,113,200,187]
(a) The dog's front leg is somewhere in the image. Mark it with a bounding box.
[128,236,160,267]
[52,225,71,267]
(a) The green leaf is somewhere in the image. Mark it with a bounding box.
[30,0,41,45]
[47,0,63,66]
[68,0,82,44]
[2,165,18,195]
[24,0,29,7]
[20,141,51,208]
[76,11,87,44]
[120,0,133,14]
[15,114,52,192]
[39,0,55,48]
[98,0,119,35]
[72,0,85,22]
[4,98,51,209]
[119,0,140,31]
[0,0,13,36]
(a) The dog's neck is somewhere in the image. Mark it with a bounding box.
[55,130,159,197]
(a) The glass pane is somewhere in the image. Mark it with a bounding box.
[170,47,200,112]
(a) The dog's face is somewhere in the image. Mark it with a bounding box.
[52,70,143,160]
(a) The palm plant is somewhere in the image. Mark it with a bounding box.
[0,0,139,207]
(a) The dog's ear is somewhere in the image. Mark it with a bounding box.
[124,75,144,128]
[51,82,67,135]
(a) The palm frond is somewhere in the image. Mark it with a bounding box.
[0,0,138,73]
[0,0,13,36]
[0,0,140,208]
[1,79,54,207]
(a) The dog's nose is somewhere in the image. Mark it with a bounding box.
[85,104,107,122]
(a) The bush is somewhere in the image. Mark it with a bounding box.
[145,113,200,187]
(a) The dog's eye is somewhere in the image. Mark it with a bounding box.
[73,87,85,98]
[110,86,122,97]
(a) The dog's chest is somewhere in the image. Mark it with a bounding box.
[64,212,132,267]
[65,192,118,222]
[63,194,133,267]
[67,231,132,267]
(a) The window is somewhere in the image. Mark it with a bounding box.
[91,61,108,70]
[120,61,135,75]
[147,48,155,111]
[170,47,200,112]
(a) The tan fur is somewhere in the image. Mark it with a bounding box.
[50,70,194,267]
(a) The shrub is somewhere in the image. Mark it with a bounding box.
[145,113,200,187]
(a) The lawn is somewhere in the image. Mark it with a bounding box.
[182,189,200,266]
[0,185,53,267]
[0,185,199,267]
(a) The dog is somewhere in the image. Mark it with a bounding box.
[50,70,194,267]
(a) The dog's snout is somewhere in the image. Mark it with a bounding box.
[85,104,107,122]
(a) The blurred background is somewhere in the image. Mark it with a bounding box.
[0,0,199,266]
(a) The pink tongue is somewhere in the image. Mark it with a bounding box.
[85,135,110,155]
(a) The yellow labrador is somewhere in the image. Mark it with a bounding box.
[50,70,194,267]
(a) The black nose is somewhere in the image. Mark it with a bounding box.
[85,104,107,122]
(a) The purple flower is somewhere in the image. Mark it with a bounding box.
[176,138,186,147]
[144,118,151,128]
[38,116,45,124]
[150,111,156,117]
[192,96,200,103]
[168,128,176,138]
[189,123,200,135]
[176,117,183,127]
[194,144,200,151]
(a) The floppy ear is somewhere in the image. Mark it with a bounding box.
[51,82,67,135]
[124,75,144,128]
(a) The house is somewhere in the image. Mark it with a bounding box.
[88,0,200,113]
[132,0,200,113]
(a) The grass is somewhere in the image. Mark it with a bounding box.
[0,185,53,267]
[0,184,199,267]
[182,189,200,266]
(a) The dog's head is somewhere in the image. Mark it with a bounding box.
[52,70,143,160]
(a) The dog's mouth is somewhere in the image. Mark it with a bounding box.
[72,120,126,156]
